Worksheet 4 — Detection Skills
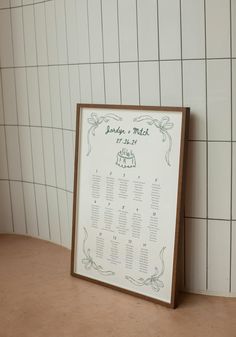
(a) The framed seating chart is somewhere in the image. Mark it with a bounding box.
[71,104,189,308]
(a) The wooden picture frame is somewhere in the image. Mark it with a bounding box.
[71,104,189,308]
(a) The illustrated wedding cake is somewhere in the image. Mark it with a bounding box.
[116,148,136,168]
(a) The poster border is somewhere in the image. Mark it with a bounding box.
[71,103,189,309]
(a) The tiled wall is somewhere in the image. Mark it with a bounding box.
[0,0,235,296]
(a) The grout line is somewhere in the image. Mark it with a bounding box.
[185,216,233,222]
[179,0,185,289]
[229,0,233,293]
[62,0,73,243]
[116,0,122,104]
[73,0,82,109]
[46,0,62,244]
[179,1,184,108]
[0,69,15,232]
[63,0,74,242]
[86,0,93,104]
[64,1,73,132]
[135,0,141,106]
[21,1,40,237]
[1,57,236,70]
[0,125,76,133]
[0,178,73,194]
[67,77,73,129]
[188,139,234,143]
[115,0,123,104]
[100,0,106,104]
[77,64,82,105]
[204,0,209,291]
[9,3,28,235]
[33,1,51,240]
[0,0,53,11]
[156,0,162,106]
[50,0,70,244]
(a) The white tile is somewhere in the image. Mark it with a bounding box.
[118,0,138,61]
[67,191,73,247]
[48,66,62,128]
[10,0,22,7]
[206,0,230,58]
[0,181,13,233]
[207,60,231,141]
[31,127,45,184]
[91,64,105,104]
[183,60,206,140]
[23,182,38,237]
[76,0,89,63]
[72,131,75,155]
[5,126,21,180]
[53,129,66,190]
[47,186,61,244]
[79,65,92,103]
[233,0,236,57]
[23,0,33,4]
[179,223,185,290]
[65,0,79,63]
[137,0,158,60]
[26,67,41,126]
[19,126,34,182]
[233,144,236,220]
[38,67,51,127]
[232,222,236,293]
[63,130,74,192]
[233,60,236,141]
[208,142,231,219]
[139,61,160,106]
[0,9,13,67]
[58,189,70,248]
[68,65,80,130]
[11,7,25,66]
[35,184,50,240]
[34,2,47,65]
[185,218,207,292]
[10,181,26,234]
[120,62,139,104]
[0,126,8,179]
[0,0,10,9]
[102,0,119,62]
[54,0,67,64]
[1,69,17,125]
[87,0,103,63]
[42,128,56,187]
[208,220,230,293]
[158,0,181,59]
[181,0,205,59]
[0,73,4,124]
[185,142,207,218]
[22,5,37,65]
[15,68,29,125]
[45,1,58,64]
[160,61,182,106]
[104,63,121,104]
[58,66,71,130]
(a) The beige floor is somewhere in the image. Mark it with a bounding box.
[0,234,236,337]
